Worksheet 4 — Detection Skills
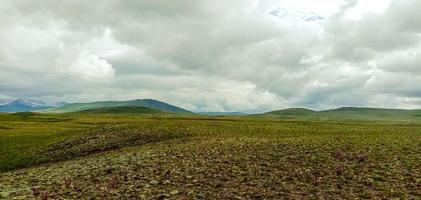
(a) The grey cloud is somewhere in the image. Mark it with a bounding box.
[325,0,421,64]
[379,51,421,74]
[1,0,421,112]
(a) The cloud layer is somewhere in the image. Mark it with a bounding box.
[1,0,421,112]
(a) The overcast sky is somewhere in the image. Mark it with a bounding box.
[1,0,421,112]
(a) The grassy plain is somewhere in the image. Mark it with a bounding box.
[0,112,420,199]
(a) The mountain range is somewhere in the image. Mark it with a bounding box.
[2,98,421,121]
[0,99,55,113]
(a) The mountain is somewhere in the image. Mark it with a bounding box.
[74,106,164,115]
[260,107,421,121]
[42,99,192,114]
[0,99,53,113]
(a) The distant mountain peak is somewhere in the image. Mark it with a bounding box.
[0,99,53,113]
[10,99,48,107]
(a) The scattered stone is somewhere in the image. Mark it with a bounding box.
[149,180,159,185]
[157,193,170,199]
[170,190,179,195]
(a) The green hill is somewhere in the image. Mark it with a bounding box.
[261,107,421,121]
[74,106,165,115]
[41,99,191,114]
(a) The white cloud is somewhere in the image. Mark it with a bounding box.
[344,0,392,19]
[60,50,115,80]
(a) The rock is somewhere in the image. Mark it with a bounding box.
[149,180,159,185]
[157,193,170,199]
[170,190,179,195]
[105,166,113,174]
[0,191,10,199]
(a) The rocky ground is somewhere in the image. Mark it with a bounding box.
[1,119,420,199]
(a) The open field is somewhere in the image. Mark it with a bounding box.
[0,112,420,199]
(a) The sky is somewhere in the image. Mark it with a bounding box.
[1,0,421,113]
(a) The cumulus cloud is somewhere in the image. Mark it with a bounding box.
[59,50,115,80]
[1,0,421,112]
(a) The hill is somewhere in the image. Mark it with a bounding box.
[261,107,421,121]
[74,106,164,115]
[41,99,192,114]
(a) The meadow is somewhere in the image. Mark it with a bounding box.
[0,112,420,199]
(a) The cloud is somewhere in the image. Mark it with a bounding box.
[326,0,421,62]
[1,0,421,112]
[58,50,115,80]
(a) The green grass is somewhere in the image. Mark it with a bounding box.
[0,112,420,199]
